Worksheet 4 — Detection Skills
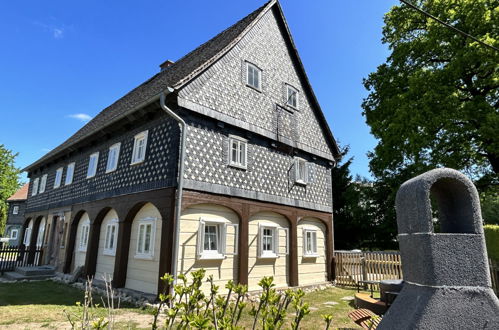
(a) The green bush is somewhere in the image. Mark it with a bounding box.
[484,225,499,261]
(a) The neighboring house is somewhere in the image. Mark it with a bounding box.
[4,183,29,246]
[20,0,340,295]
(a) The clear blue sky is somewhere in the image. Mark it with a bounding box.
[0,0,398,182]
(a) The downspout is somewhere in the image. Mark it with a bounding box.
[159,89,186,292]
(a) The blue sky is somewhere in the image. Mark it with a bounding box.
[0,0,398,182]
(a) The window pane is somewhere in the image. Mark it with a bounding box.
[231,141,238,163]
[144,224,152,253]
[204,225,218,251]
[110,225,116,249]
[263,228,273,251]
[105,226,111,249]
[138,225,144,253]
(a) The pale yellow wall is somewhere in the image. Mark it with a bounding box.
[125,203,162,295]
[95,209,118,282]
[178,204,239,293]
[297,218,327,286]
[248,212,289,291]
[73,213,90,272]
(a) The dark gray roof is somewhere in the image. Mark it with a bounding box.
[25,0,340,171]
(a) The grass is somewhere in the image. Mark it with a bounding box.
[0,280,361,329]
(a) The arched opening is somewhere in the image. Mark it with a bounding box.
[179,203,240,293]
[35,217,46,264]
[297,217,327,286]
[94,208,119,283]
[247,211,291,291]
[125,202,162,295]
[23,219,34,247]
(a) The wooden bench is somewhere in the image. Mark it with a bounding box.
[348,308,382,329]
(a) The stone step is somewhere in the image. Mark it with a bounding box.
[3,271,55,281]
[15,265,56,276]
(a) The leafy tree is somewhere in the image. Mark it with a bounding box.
[0,145,22,235]
[361,0,498,245]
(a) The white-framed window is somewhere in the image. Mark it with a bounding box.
[197,218,238,259]
[60,222,67,248]
[229,136,247,169]
[79,221,90,252]
[10,229,18,239]
[36,223,45,247]
[258,224,288,258]
[12,205,19,215]
[23,227,32,246]
[106,143,121,173]
[65,162,75,185]
[246,62,261,90]
[103,220,118,256]
[295,158,308,185]
[31,178,39,196]
[286,84,298,109]
[135,217,156,259]
[303,229,318,257]
[87,152,99,178]
[54,167,63,188]
[131,131,148,165]
[39,174,48,193]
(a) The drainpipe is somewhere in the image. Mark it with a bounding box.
[159,89,186,293]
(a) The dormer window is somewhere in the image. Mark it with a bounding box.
[131,131,148,165]
[32,178,39,196]
[286,85,298,109]
[39,174,48,193]
[87,152,99,178]
[54,167,63,188]
[246,62,261,90]
[106,143,121,173]
[295,158,308,185]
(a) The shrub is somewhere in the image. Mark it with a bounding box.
[484,225,499,261]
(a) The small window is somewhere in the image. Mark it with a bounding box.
[135,217,156,259]
[65,163,75,185]
[246,62,261,90]
[106,143,121,173]
[12,205,19,215]
[39,174,48,193]
[131,131,148,165]
[31,178,39,196]
[11,229,18,239]
[258,224,289,258]
[87,152,99,178]
[295,158,308,185]
[286,85,298,109]
[60,222,67,248]
[197,218,238,259]
[54,167,63,188]
[303,229,318,256]
[229,136,247,169]
[79,221,90,252]
[103,220,118,255]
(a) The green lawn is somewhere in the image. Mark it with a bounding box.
[0,280,361,329]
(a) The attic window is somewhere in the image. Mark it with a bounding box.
[246,62,261,90]
[286,85,298,109]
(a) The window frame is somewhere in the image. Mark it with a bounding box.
[87,152,99,178]
[258,224,289,259]
[78,220,90,252]
[303,229,319,257]
[246,62,262,91]
[131,131,149,165]
[103,219,118,256]
[286,84,299,109]
[294,158,308,185]
[197,218,238,260]
[39,174,48,193]
[12,205,19,215]
[134,217,156,259]
[10,229,18,239]
[228,135,248,169]
[105,143,121,173]
[31,178,39,196]
[54,167,63,189]
[65,162,75,185]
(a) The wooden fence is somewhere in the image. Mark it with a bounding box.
[0,245,43,274]
[334,251,498,296]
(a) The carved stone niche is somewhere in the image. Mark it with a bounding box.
[378,168,499,330]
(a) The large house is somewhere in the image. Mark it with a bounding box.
[3,183,29,246]
[20,0,340,295]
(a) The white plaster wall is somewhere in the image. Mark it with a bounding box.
[297,218,327,286]
[95,209,119,282]
[125,203,162,295]
[73,213,90,272]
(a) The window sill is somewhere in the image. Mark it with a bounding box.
[86,175,96,179]
[78,249,87,253]
[303,254,319,258]
[103,250,116,257]
[246,83,262,93]
[134,254,154,260]
[198,253,225,260]
[258,253,279,259]
[295,180,307,186]
[228,163,247,171]
[105,168,117,174]
[130,160,145,166]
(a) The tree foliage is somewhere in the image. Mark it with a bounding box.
[360,0,498,247]
[0,144,22,235]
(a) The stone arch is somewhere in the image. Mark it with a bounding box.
[247,211,292,290]
[179,203,241,293]
[296,217,328,286]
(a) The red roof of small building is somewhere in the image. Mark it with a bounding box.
[7,183,29,201]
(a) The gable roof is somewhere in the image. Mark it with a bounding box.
[7,183,29,201]
[24,0,339,172]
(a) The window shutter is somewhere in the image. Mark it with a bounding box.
[289,161,296,183]
[258,223,263,257]
[302,228,307,255]
[224,223,239,255]
[197,219,206,256]
[277,227,289,256]
[304,162,309,183]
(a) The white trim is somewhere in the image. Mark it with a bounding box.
[197,217,238,259]
[286,84,299,109]
[228,135,248,169]
[65,162,75,185]
[294,157,308,185]
[258,224,278,259]
[54,167,63,188]
[245,61,262,91]
[131,131,148,165]
[103,219,118,256]
[12,205,19,215]
[134,216,156,259]
[31,178,39,196]
[10,229,18,239]
[303,228,318,257]
[105,143,121,173]
[39,174,48,193]
[86,152,99,178]
[78,220,90,252]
